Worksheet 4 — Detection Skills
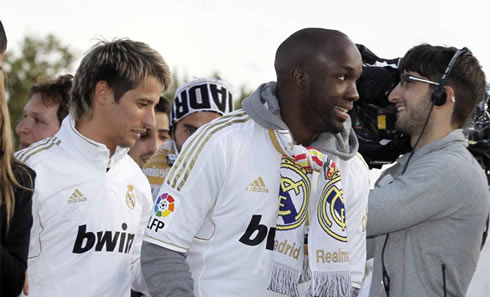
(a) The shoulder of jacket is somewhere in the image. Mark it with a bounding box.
[354,153,370,170]
[15,136,63,166]
[203,109,253,134]
[184,110,253,148]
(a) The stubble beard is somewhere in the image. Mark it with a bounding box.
[395,99,432,137]
[321,111,344,134]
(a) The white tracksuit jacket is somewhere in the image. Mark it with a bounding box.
[144,110,369,297]
[16,115,152,297]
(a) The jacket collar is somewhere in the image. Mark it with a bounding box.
[57,114,129,171]
[397,129,467,167]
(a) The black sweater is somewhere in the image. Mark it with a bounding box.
[0,163,36,297]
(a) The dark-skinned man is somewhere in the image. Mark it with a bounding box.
[142,28,370,297]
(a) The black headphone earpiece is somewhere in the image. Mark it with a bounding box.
[431,47,468,106]
[431,88,447,106]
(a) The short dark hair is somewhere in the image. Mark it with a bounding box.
[399,44,486,128]
[0,20,7,53]
[274,28,347,80]
[155,96,170,114]
[70,39,171,121]
[29,74,73,124]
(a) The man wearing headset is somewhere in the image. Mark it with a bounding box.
[366,45,489,297]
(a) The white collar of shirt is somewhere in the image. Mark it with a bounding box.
[57,114,129,171]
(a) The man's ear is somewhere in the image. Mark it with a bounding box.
[94,81,112,105]
[444,86,456,104]
[291,67,307,89]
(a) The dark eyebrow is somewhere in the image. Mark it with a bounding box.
[342,66,356,71]
[158,128,170,133]
[338,66,362,78]
[27,111,42,116]
[137,98,156,104]
[182,123,199,130]
[343,65,362,73]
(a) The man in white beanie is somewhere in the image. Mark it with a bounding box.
[142,78,234,199]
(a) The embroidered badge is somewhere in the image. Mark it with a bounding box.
[126,185,136,209]
[154,192,175,218]
[323,158,339,180]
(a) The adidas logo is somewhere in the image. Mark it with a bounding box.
[68,189,87,204]
[246,177,269,193]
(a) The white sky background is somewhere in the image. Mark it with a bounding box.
[2,0,488,94]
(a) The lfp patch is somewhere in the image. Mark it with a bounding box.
[154,193,175,218]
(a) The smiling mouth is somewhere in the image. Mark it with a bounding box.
[132,129,145,137]
[395,105,406,112]
[334,105,350,114]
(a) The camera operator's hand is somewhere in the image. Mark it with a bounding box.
[23,273,29,295]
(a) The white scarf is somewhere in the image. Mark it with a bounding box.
[267,130,351,297]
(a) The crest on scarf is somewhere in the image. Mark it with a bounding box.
[322,158,340,180]
[277,157,310,231]
[317,166,347,242]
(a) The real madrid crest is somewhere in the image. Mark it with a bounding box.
[126,184,136,209]
[317,159,346,242]
[277,157,310,231]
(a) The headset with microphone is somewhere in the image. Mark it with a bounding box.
[431,47,468,106]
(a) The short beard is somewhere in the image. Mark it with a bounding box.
[395,97,432,136]
[321,114,344,134]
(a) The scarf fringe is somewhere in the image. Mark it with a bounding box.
[267,262,300,297]
[306,271,352,297]
[299,253,311,283]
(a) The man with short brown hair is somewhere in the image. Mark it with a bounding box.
[367,44,488,297]
[17,38,170,297]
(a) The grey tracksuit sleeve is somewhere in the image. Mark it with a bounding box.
[141,242,194,297]
[366,151,480,236]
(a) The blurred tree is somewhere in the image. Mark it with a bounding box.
[3,34,76,134]
[162,70,189,101]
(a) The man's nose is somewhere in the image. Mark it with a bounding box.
[388,83,402,103]
[143,109,156,130]
[347,82,360,102]
[146,132,158,155]
[16,118,29,135]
